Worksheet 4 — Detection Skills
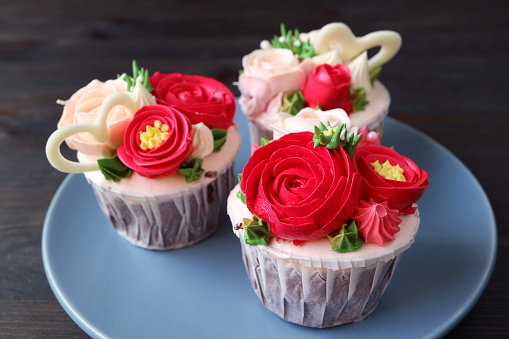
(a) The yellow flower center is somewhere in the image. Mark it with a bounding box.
[323,126,338,136]
[371,160,406,182]
[139,120,169,150]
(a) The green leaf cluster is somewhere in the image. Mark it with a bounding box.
[271,23,316,59]
[243,215,272,246]
[211,128,228,152]
[350,88,370,112]
[178,158,205,183]
[236,173,246,204]
[313,122,362,158]
[369,66,382,87]
[279,91,306,116]
[117,60,154,92]
[327,220,364,253]
[97,154,131,182]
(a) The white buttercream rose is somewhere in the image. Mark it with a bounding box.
[238,49,312,117]
[273,107,357,140]
[57,78,132,158]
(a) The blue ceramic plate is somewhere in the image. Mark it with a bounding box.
[42,113,496,339]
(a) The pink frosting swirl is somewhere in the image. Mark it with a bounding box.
[352,199,402,246]
[57,79,130,157]
[116,105,192,178]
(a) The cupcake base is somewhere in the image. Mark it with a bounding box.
[89,163,236,250]
[239,239,400,328]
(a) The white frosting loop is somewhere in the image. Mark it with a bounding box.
[46,92,138,173]
[313,22,402,72]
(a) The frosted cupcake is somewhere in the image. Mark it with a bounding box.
[237,22,401,145]
[227,126,428,327]
[47,61,240,250]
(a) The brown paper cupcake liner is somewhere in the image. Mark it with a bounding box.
[239,239,401,328]
[88,162,236,250]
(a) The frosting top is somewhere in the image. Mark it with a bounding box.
[228,185,419,270]
[237,22,399,136]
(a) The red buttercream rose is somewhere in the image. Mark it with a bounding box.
[352,145,429,214]
[241,132,362,242]
[150,72,236,130]
[117,105,192,178]
[302,64,353,114]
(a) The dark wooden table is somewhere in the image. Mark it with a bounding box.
[1,0,507,337]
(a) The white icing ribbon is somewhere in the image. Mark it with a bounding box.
[313,23,402,72]
[46,92,138,173]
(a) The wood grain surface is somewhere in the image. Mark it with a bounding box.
[1,0,507,337]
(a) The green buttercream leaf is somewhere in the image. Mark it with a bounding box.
[369,66,382,87]
[260,137,272,147]
[178,158,205,183]
[211,128,228,152]
[349,88,370,112]
[243,215,272,246]
[279,91,306,116]
[236,173,246,204]
[97,155,131,182]
[327,220,364,253]
[312,122,362,158]
[118,60,154,92]
[270,23,316,59]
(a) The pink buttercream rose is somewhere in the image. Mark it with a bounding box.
[238,49,312,117]
[57,79,131,158]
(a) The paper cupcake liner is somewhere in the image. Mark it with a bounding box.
[238,239,401,328]
[88,162,236,250]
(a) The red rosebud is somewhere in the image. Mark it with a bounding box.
[302,64,353,114]
[150,72,236,130]
[352,145,429,213]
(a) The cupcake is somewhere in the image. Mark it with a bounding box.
[237,22,401,145]
[227,126,428,327]
[46,61,240,250]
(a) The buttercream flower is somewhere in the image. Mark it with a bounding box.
[150,72,235,130]
[241,132,362,242]
[187,123,214,161]
[57,79,131,157]
[273,107,354,140]
[302,63,353,113]
[352,145,429,213]
[238,49,312,117]
[352,199,402,246]
[117,105,192,178]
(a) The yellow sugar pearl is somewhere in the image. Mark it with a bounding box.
[371,160,406,182]
[139,120,170,150]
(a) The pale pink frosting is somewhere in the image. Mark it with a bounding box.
[357,125,381,147]
[238,49,313,117]
[352,198,402,246]
[57,79,131,158]
[273,107,354,140]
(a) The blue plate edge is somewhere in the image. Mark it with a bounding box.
[386,118,498,338]
[42,174,112,339]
